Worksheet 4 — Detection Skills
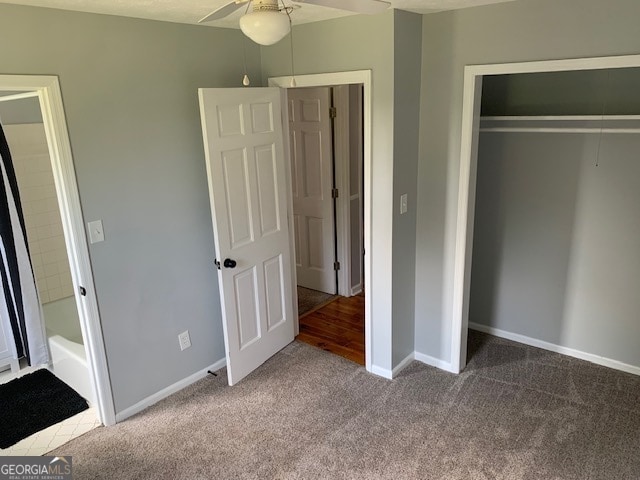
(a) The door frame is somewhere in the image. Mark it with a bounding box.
[451,54,640,374]
[332,85,364,298]
[0,74,116,425]
[269,70,372,371]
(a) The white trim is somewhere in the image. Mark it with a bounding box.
[467,54,640,76]
[277,90,300,335]
[469,323,640,377]
[414,352,455,373]
[480,114,640,134]
[391,352,414,377]
[481,115,640,121]
[369,364,392,379]
[451,72,482,374]
[333,85,351,298]
[452,54,640,377]
[0,74,116,426]
[350,285,362,296]
[115,358,226,423]
[480,128,640,134]
[269,70,374,373]
[374,351,457,378]
[0,91,39,103]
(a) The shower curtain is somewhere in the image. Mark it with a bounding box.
[0,121,49,366]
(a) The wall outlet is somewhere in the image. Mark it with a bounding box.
[178,331,191,351]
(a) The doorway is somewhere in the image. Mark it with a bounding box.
[0,75,115,430]
[452,54,640,375]
[273,78,366,366]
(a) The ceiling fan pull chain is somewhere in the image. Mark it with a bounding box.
[286,4,297,87]
[242,22,251,86]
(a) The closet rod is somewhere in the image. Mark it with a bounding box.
[481,115,640,121]
[480,127,640,134]
[0,91,39,103]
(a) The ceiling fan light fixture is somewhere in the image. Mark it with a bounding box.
[239,9,291,46]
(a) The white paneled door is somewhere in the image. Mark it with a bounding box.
[288,87,336,294]
[199,88,294,385]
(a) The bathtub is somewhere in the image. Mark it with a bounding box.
[44,297,95,404]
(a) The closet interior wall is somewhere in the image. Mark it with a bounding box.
[468,68,640,371]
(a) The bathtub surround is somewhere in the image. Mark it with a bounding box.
[5,123,75,304]
[0,368,88,449]
[0,122,49,367]
[44,297,95,404]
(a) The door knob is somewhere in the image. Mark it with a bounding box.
[223,258,237,269]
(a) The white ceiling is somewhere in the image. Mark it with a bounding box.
[0,0,517,29]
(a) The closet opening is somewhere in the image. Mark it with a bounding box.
[452,55,640,377]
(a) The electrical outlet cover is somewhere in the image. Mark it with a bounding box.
[178,331,191,351]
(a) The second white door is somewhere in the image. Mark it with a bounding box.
[288,87,336,294]
[199,87,295,385]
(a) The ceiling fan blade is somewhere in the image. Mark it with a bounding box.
[199,0,249,23]
[293,0,390,14]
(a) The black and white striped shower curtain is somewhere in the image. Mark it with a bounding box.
[0,121,48,366]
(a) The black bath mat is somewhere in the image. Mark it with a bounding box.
[0,369,89,449]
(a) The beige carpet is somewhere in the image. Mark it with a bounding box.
[297,286,337,317]
[51,332,640,479]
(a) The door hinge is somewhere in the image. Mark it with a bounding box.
[331,188,339,199]
[329,106,337,119]
[334,261,341,271]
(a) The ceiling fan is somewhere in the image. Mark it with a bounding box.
[199,0,391,45]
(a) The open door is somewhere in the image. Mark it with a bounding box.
[199,87,295,385]
[288,87,336,294]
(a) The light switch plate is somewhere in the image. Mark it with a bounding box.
[88,220,105,244]
[400,194,408,215]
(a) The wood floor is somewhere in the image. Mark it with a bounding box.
[296,293,365,365]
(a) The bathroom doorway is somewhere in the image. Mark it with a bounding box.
[0,75,114,453]
[0,91,101,454]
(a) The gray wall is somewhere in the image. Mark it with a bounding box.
[0,96,42,125]
[261,12,397,371]
[0,3,262,413]
[471,132,640,367]
[392,10,422,366]
[482,68,640,116]
[415,0,640,363]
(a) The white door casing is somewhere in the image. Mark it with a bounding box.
[288,87,336,294]
[199,87,295,386]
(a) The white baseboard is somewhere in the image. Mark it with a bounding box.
[369,364,393,379]
[370,351,455,379]
[414,352,455,373]
[469,322,640,376]
[392,352,415,377]
[350,285,363,297]
[115,358,226,423]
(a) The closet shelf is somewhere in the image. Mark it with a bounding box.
[480,115,640,134]
[481,115,640,121]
